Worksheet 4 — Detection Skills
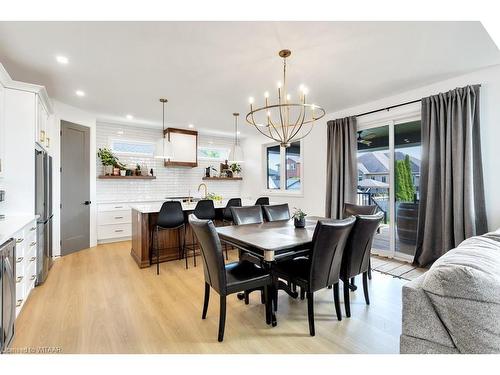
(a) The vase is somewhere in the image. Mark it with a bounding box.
[294,217,305,228]
[120,170,126,177]
[103,165,113,176]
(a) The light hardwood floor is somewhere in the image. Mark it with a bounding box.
[12,241,407,354]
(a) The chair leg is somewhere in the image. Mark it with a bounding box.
[202,282,210,319]
[260,288,265,304]
[343,279,351,318]
[191,230,197,267]
[333,282,342,321]
[368,259,372,280]
[156,227,160,275]
[244,291,249,305]
[183,226,188,269]
[351,277,355,287]
[363,272,370,305]
[300,287,305,300]
[273,277,279,312]
[177,227,181,260]
[218,295,227,342]
[307,292,315,336]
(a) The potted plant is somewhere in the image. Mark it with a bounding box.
[97,148,117,176]
[292,207,307,228]
[230,163,242,177]
[135,164,142,176]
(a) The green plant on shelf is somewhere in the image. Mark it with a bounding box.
[230,163,241,173]
[97,148,118,166]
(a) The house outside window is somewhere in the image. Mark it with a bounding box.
[264,141,302,194]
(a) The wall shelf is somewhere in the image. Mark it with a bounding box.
[202,176,242,181]
[98,175,156,180]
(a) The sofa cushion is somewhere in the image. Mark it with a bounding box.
[421,229,500,353]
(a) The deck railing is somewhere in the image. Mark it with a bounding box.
[356,191,388,224]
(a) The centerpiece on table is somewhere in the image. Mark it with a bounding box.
[292,207,307,228]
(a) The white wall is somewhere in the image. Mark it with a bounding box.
[241,64,500,231]
[96,122,242,202]
[52,100,97,254]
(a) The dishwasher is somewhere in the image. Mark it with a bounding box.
[1,238,15,353]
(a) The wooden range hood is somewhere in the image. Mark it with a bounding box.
[163,127,198,168]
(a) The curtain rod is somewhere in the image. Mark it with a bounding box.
[354,84,482,118]
[355,99,421,118]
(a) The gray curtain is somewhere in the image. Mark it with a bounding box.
[414,85,487,267]
[325,117,358,219]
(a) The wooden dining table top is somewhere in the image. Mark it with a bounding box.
[216,216,325,261]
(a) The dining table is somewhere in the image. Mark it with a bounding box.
[215,216,324,326]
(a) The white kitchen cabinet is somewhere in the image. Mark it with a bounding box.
[36,94,51,150]
[13,219,37,317]
[0,82,5,178]
[165,128,198,167]
[97,203,132,242]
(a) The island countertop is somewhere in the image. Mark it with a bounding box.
[129,199,257,214]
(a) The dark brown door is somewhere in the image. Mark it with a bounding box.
[60,121,90,255]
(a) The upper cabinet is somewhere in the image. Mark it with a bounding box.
[35,95,51,150]
[164,128,198,168]
[0,83,5,178]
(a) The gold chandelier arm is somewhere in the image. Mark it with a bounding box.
[288,118,316,144]
[287,100,306,141]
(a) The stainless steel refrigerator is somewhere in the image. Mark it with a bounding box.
[1,238,16,353]
[35,147,53,285]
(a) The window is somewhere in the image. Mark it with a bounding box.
[264,141,302,193]
[109,139,155,157]
[198,146,230,161]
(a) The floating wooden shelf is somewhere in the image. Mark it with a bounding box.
[98,175,156,180]
[202,176,242,181]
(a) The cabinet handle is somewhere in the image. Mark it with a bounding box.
[30,226,37,231]
[114,229,124,233]
[16,257,24,263]
[40,130,45,142]
[46,137,50,148]
[16,299,23,308]
[29,256,36,262]
[16,276,24,283]
[114,216,124,219]
[30,241,37,247]
[30,275,36,281]
[16,238,24,244]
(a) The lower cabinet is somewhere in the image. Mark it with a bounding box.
[14,219,37,317]
[97,203,132,242]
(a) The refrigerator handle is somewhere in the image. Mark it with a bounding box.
[4,254,16,340]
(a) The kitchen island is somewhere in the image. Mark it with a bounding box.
[130,199,254,268]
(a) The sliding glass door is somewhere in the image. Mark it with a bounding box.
[356,114,421,260]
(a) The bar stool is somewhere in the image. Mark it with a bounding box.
[222,198,242,260]
[186,199,216,269]
[151,201,186,275]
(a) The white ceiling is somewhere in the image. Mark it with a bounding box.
[0,21,499,136]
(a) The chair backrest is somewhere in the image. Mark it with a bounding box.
[188,214,227,295]
[343,203,377,218]
[263,203,290,222]
[342,212,384,279]
[194,199,216,220]
[222,198,242,221]
[254,197,270,206]
[157,201,185,228]
[308,217,356,292]
[230,205,264,225]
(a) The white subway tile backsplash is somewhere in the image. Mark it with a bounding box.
[96,122,242,202]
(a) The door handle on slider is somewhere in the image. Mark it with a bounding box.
[83,201,92,205]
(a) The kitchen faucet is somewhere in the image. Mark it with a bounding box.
[198,183,208,199]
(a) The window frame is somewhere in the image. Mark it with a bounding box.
[262,140,304,197]
[108,138,156,157]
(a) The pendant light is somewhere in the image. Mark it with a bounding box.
[154,98,173,159]
[228,112,244,163]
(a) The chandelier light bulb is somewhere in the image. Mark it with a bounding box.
[249,97,254,104]
[267,111,271,117]
[286,94,291,101]
[277,81,282,89]
[264,91,269,98]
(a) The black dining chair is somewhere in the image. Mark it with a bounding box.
[263,203,291,222]
[186,199,216,269]
[254,197,270,206]
[151,201,186,275]
[221,198,242,260]
[342,203,378,281]
[230,205,264,226]
[340,212,384,317]
[188,214,272,342]
[272,217,356,336]
[229,205,265,304]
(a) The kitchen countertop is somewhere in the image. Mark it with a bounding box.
[130,199,257,214]
[0,215,38,245]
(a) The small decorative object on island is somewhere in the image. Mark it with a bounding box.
[246,49,325,147]
[97,147,119,176]
[206,192,223,204]
[292,207,307,228]
[230,163,242,177]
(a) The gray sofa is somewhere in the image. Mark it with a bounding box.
[400,229,500,353]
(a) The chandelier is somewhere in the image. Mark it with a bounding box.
[246,49,325,148]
